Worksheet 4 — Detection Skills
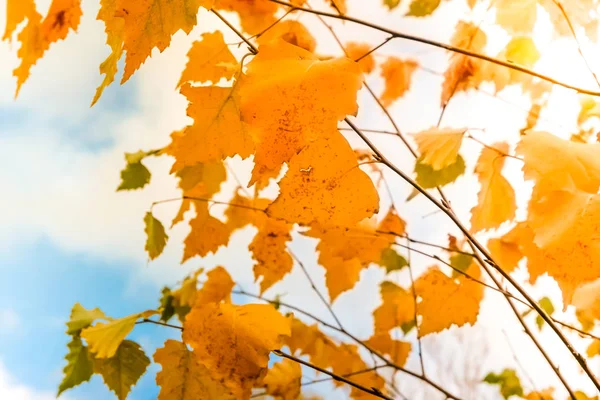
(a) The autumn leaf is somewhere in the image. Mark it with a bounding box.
[171,268,204,308]
[154,339,235,399]
[364,332,411,366]
[535,296,554,330]
[117,149,159,191]
[524,388,555,400]
[82,310,157,358]
[3,0,37,40]
[58,336,94,396]
[66,303,109,335]
[267,130,379,227]
[182,202,231,262]
[261,359,302,400]
[379,57,418,106]
[285,317,339,370]
[412,127,466,171]
[93,340,150,400]
[380,248,408,273]
[144,211,168,260]
[406,0,442,17]
[240,41,362,184]
[194,266,234,306]
[373,281,415,333]
[257,21,316,53]
[211,0,278,35]
[495,0,537,34]
[414,155,466,188]
[345,42,376,74]
[183,303,291,398]
[250,216,293,293]
[487,223,528,273]
[178,31,237,87]
[470,143,516,232]
[483,368,524,399]
[415,264,483,336]
[383,0,401,9]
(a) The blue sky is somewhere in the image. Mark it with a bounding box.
[3,0,600,399]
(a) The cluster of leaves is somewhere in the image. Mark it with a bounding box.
[6,0,600,398]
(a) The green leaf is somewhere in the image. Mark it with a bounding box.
[483,369,523,399]
[58,336,94,396]
[66,303,109,335]
[450,253,473,277]
[406,0,441,16]
[380,248,409,273]
[159,287,176,322]
[414,155,465,189]
[144,211,168,260]
[93,340,150,400]
[536,296,555,330]
[116,149,161,191]
[401,319,416,335]
[383,0,401,9]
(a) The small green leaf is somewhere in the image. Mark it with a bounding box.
[450,253,473,277]
[383,0,401,9]
[58,336,93,396]
[117,149,161,191]
[144,211,168,260]
[401,319,416,335]
[380,248,409,273]
[66,303,109,335]
[536,296,555,330]
[406,0,441,16]
[159,287,176,323]
[93,340,150,400]
[483,369,523,399]
[414,155,465,188]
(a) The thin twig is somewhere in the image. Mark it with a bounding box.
[406,238,426,377]
[136,318,183,330]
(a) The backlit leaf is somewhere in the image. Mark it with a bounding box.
[345,42,375,74]
[406,0,441,17]
[257,20,316,53]
[483,368,524,399]
[66,303,109,335]
[154,339,235,400]
[178,31,237,87]
[412,127,465,171]
[379,57,418,106]
[364,332,411,366]
[93,340,150,400]
[194,266,234,306]
[414,154,466,188]
[373,281,415,333]
[183,303,291,398]
[535,296,554,330]
[496,0,537,34]
[58,336,93,396]
[144,211,168,260]
[182,203,231,262]
[261,359,302,400]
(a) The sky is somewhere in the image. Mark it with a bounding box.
[2,0,600,399]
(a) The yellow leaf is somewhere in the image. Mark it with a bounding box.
[261,359,302,400]
[285,317,339,370]
[212,0,278,34]
[525,389,554,400]
[240,41,362,184]
[172,268,204,308]
[415,264,483,336]
[3,0,37,40]
[574,391,599,400]
[587,341,600,358]
[379,57,418,106]
[116,0,201,83]
[194,266,234,306]
[345,42,375,74]
[82,310,157,358]
[165,83,254,170]
[66,303,110,334]
[412,127,465,171]
[154,339,235,400]
[178,31,238,87]
[92,0,125,105]
[330,344,386,397]
[250,216,293,293]
[364,332,411,366]
[470,143,516,232]
[267,130,379,226]
[496,0,537,34]
[144,211,168,260]
[331,0,347,14]
[182,203,231,262]
[183,303,291,398]
[257,20,316,53]
[373,281,415,333]
[487,223,528,273]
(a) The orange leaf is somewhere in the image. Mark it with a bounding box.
[345,42,375,74]
[261,359,302,400]
[178,31,238,86]
[182,203,231,262]
[373,281,415,333]
[379,57,418,106]
[257,20,316,53]
[195,266,234,306]
[212,0,278,34]
[250,216,293,293]
[364,332,411,367]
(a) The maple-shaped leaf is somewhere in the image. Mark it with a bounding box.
[415,264,483,336]
[250,216,293,293]
[345,42,376,74]
[212,0,278,35]
[115,0,202,83]
[496,0,537,34]
[285,317,339,370]
[11,0,82,96]
[483,368,524,399]
[93,340,150,400]
[373,281,415,333]
[267,130,379,227]
[261,358,302,400]
[165,81,254,170]
[82,310,157,358]
[470,143,516,232]
[154,339,235,400]
[414,155,466,188]
[66,303,110,335]
[58,336,94,396]
[224,192,270,230]
[240,41,362,184]
[178,31,237,87]
[330,344,386,397]
[406,0,442,17]
[183,303,291,398]
[182,203,231,262]
[144,211,168,260]
[379,57,418,106]
[364,332,411,366]
[412,127,466,171]
[257,21,316,53]
[195,266,234,306]
[117,149,159,191]
[92,0,125,106]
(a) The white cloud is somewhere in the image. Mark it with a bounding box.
[0,309,20,335]
[0,360,70,400]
